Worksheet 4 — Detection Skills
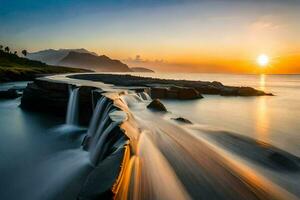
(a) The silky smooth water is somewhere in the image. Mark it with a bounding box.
[0,97,90,200]
[125,73,300,157]
[1,74,300,200]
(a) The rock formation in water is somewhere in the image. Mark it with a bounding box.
[21,79,96,125]
[147,99,167,112]
[69,74,273,97]
[172,117,193,124]
[21,78,130,199]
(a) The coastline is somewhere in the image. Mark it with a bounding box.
[17,73,299,199]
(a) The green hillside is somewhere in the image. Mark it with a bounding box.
[0,50,90,82]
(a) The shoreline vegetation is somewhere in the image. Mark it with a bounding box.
[0,49,90,83]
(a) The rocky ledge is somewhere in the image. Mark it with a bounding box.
[68,74,273,99]
[20,78,98,126]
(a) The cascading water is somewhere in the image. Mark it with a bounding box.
[84,95,126,167]
[86,96,107,137]
[66,86,80,125]
[90,122,120,165]
[138,92,152,101]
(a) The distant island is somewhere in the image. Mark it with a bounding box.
[0,48,89,82]
[131,67,155,73]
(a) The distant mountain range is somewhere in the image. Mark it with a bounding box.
[27,48,131,72]
[59,51,130,72]
[27,48,154,72]
[27,48,97,65]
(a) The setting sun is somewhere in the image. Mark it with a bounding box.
[257,54,269,67]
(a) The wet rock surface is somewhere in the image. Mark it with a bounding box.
[20,79,96,126]
[172,117,192,124]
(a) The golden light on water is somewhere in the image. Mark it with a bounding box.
[257,54,269,67]
[259,74,266,90]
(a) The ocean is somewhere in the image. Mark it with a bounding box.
[130,73,300,157]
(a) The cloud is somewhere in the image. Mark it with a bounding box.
[249,15,284,32]
[250,21,281,30]
[124,55,165,66]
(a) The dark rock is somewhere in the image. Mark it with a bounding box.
[220,87,238,96]
[78,148,125,200]
[221,86,273,96]
[69,73,273,97]
[269,152,299,171]
[237,87,264,96]
[150,87,167,99]
[147,99,167,112]
[0,89,22,99]
[82,135,92,151]
[177,87,203,100]
[172,117,192,124]
[21,81,69,117]
[166,87,178,99]
[21,79,95,126]
[151,86,203,100]
[195,85,221,94]
[78,86,98,125]
[211,81,223,88]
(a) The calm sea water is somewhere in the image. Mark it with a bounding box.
[130,73,300,157]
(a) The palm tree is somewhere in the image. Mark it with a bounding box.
[0,45,3,51]
[4,46,10,53]
[22,49,27,57]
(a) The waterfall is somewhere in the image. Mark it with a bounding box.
[66,87,79,125]
[139,92,152,101]
[87,96,107,137]
[90,122,120,166]
[84,95,123,166]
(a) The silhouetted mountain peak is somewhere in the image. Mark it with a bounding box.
[59,51,132,72]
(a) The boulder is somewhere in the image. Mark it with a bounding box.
[147,99,167,112]
[172,117,192,124]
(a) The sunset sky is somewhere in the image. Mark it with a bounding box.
[1,0,300,73]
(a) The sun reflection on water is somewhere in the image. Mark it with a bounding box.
[259,74,266,90]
